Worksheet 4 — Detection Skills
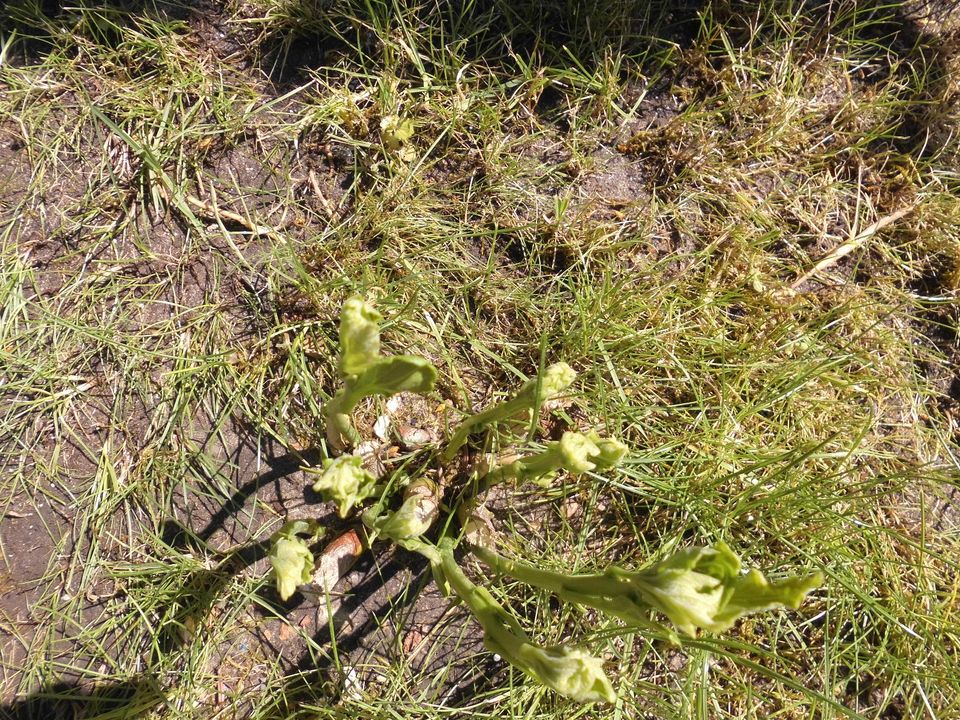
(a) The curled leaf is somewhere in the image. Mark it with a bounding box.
[629,541,823,636]
[353,355,438,397]
[585,431,628,470]
[556,432,601,473]
[310,455,377,518]
[325,297,438,450]
[508,643,617,705]
[269,535,314,601]
[363,478,439,542]
[491,431,602,485]
[432,542,616,705]
[339,297,382,376]
[520,362,577,406]
[380,115,415,152]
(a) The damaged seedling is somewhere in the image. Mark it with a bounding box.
[267,297,822,704]
[324,297,437,451]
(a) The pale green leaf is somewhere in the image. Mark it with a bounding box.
[339,297,381,376]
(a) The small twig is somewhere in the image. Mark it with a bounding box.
[308,169,336,218]
[791,204,916,289]
[184,192,277,236]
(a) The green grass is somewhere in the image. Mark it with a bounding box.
[1,0,959,718]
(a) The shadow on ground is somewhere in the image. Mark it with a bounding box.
[0,440,466,719]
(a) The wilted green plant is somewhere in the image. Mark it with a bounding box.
[269,520,324,601]
[308,455,377,518]
[270,296,823,704]
[324,297,437,450]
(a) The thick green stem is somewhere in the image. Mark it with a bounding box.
[480,431,609,491]
[476,463,514,491]
[483,451,562,487]
[474,543,823,639]
[512,451,563,479]
[325,355,437,451]
[438,545,531,643]
[442,363,576,461]
[476,457,549,494]
[442,395,532,461]
[472,545,630,599]
[433,543,617,704]
[472,546,668,632]
[324,381,363,450]
[400,536,443,565]
[408,540,529,642]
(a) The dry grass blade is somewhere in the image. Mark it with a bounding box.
[791,205,919,289]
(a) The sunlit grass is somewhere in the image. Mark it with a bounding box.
[0,0,958,718]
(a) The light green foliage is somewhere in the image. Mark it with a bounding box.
[486,430,626,485]
[585,430,629,470]
[363,478,439,542]
[380,115,415,153]
[351,355,438,397]
[523,362,577,405]
[553,432,601,473]
[339,296,382,375]
[442,362,577,461]
[472,542,823,638]
[505,644,617,705]
[317,300,820,703]
[270,537,313,601]
[325,297,438,449]
[625,541,824,636]
[309,455,377,518]
[269,521,322,601]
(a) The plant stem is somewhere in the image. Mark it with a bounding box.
[472,545,630,599]
[442,395,532,461]
[437,543,530,643]
[324,380,363,449]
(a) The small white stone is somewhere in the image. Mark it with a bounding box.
[386,396,403,413]
[373,414,391,440]
[343,666,363,699]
